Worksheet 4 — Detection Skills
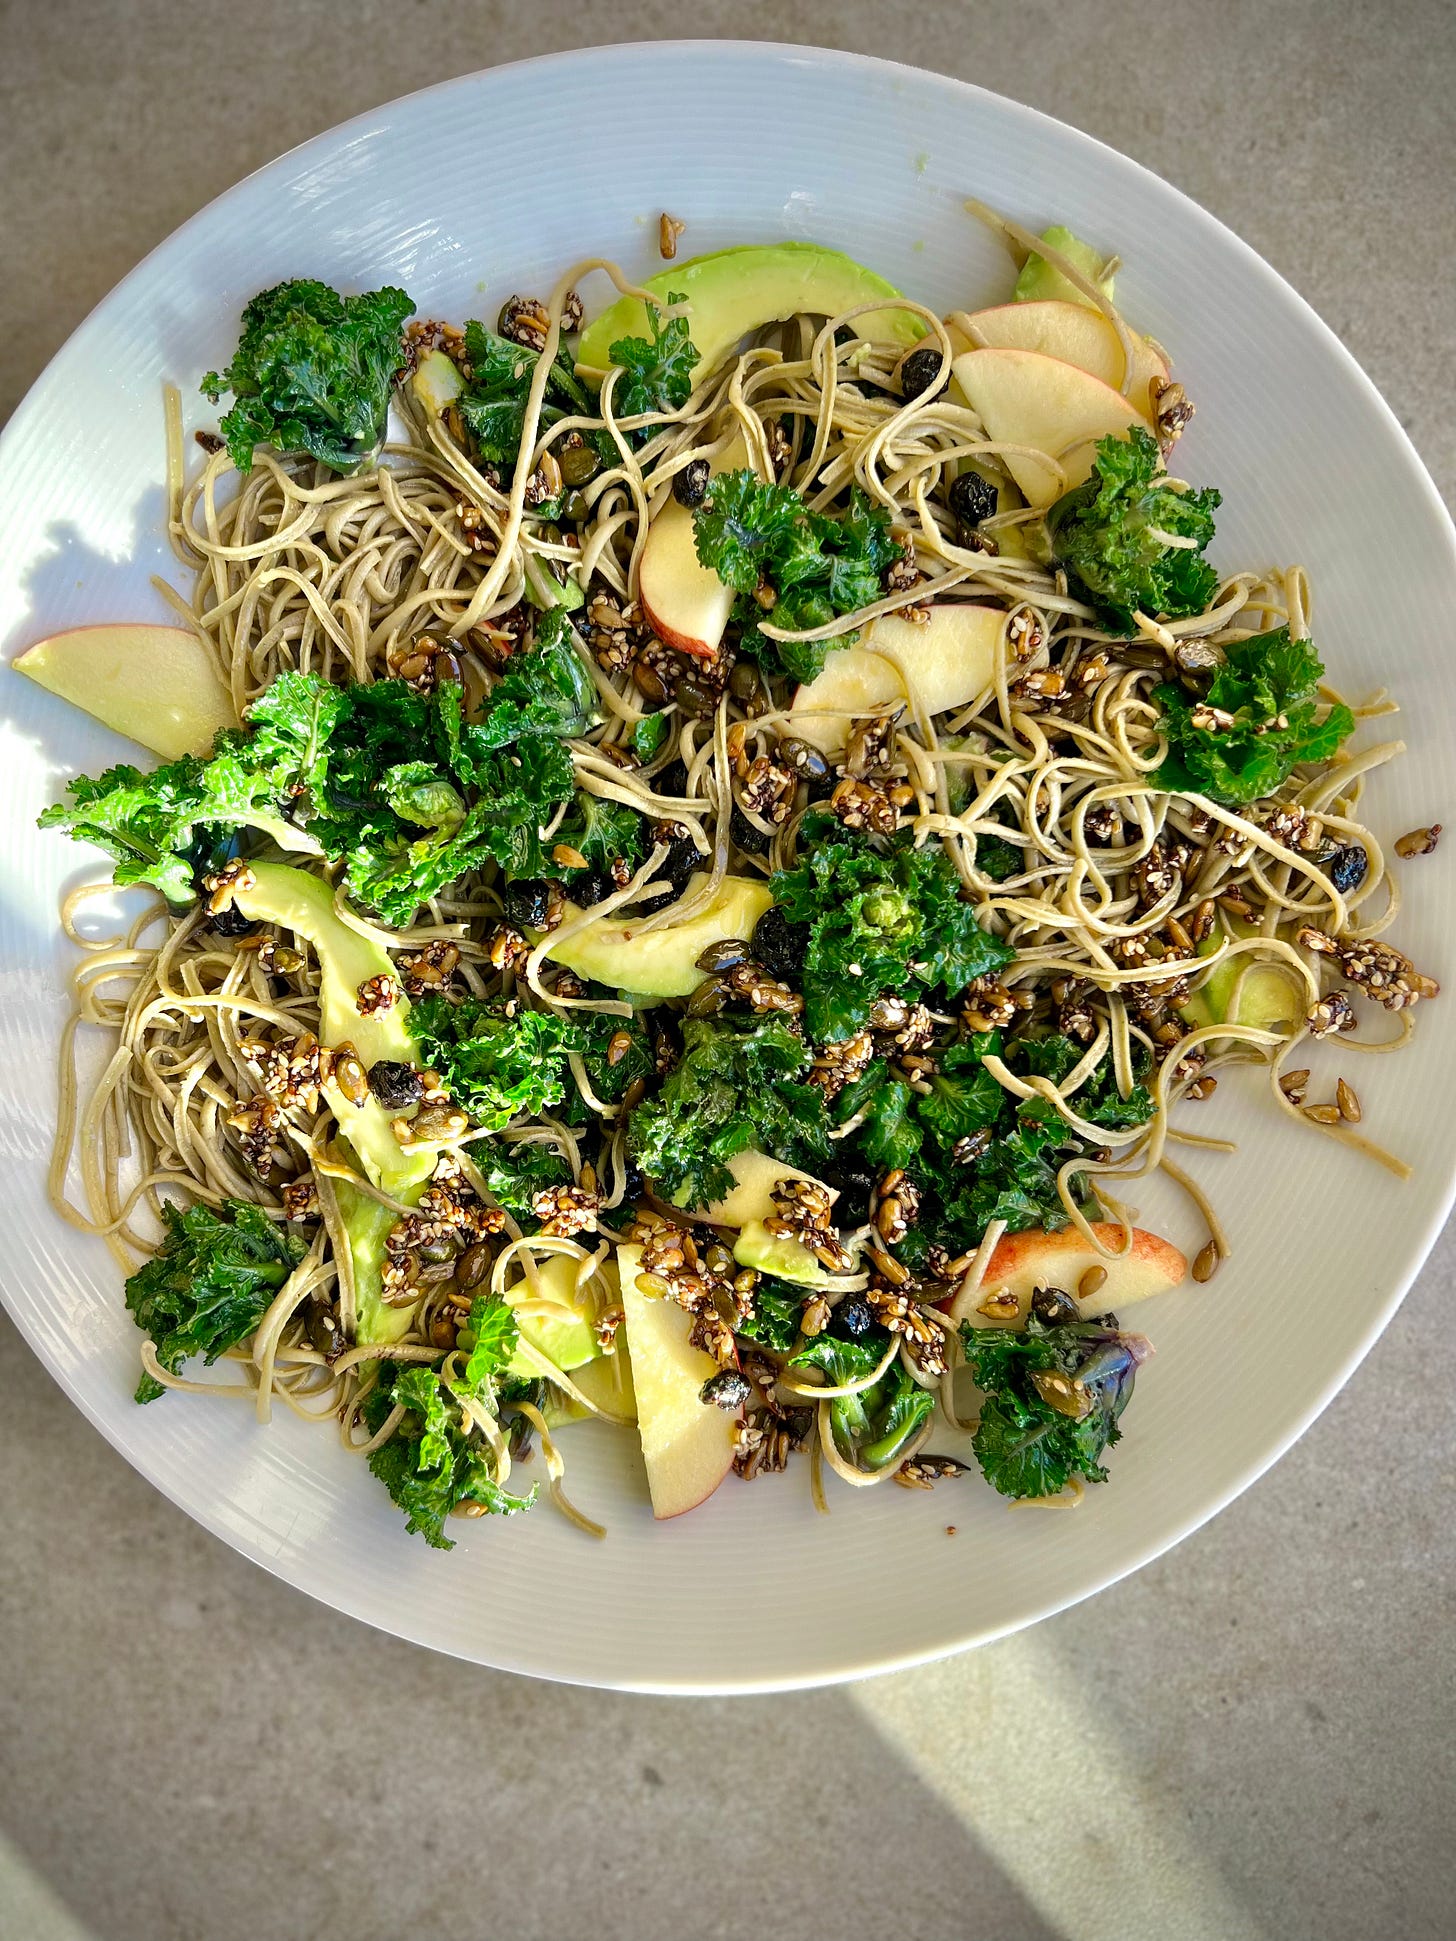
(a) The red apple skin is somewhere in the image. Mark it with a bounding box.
[941,1222,1187,1325]
[637,582,724,661]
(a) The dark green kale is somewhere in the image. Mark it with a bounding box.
[975,836,1024,882]
[364,1302,536,1548]
[551,792,644,887]
[568,1002,654,1111]
[962,1315,1149,1498]
[408,995,579,1131]
[40,667,580,923]
[459,608,597,749]
[474,1141,574,1224]
[1155,627,1355,807]
[630,712,671,761]
[124,1198,306,1402]
[789,1332,934,1470]
[627,1016,830,1208]
[735,1280,807,1354]
[456,322,598,469]
[201,280,414,474]
[837,1032,1152,1262]
[1046,427,1221,634]
[771,815,1014,1041]
[692,472,900,683]
[607,293,701,426]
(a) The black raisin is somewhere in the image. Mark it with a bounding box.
[503,877,553,928]
[828,1165,877,1228]
[730,804,770,856]
[948,470,998,530]
[1030,1285,1079,1327]
[571,869,616,907]
[367,1060,425,1111]
[830,1297,875,1340]
[672,458,711,508]
[898,346,946,401]
[1325,843,1368,895]
[206,902,254,938]
[700,1369,751,1409]
[750,906,809,983]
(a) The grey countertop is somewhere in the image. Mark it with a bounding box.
[3,5,1453,1938]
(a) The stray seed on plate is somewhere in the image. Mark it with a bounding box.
[1279,1068,1310,1105]
[659,212,686,259]
[1336,1078,1362,1123]
[1304,1101,1342,1124]
[1192,1241,1220,1283]
[1394,824,1442,858]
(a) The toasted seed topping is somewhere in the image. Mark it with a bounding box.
[1192,1241,1220,1283]
[1394,824,1442,858]
[1336,1078,1362,1123]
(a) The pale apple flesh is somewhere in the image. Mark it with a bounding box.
[14,623,238,760]
[637,431,750,660]
[946,301,1168,419]
[789,604,1007,756]
[950,347,1154,509]
[618,1243,738,1519]
[947,1222,1187,1325]
[704,1147,838,1228]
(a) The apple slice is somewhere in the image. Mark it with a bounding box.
[638,431,750,660]
[948,302,1168,419]
[789,603,1006,756]
[618,1242,737,1519]
[949,1222,1186,1326]
[14,623,237,759]
[950,347,1154,508]
[704,1147,837,1227]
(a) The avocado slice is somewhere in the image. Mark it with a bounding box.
[1181,923,1304,1033]
[542,872,774,998]
[577,242,925,381]
[504,1252,601,1377]
[733,1219,857,1290]
[1013,225,1115,310]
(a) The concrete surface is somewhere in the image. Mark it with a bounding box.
[2,4,1453,1938]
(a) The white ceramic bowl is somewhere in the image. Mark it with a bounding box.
[2,43,1453,1692]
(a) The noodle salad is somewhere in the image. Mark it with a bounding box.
[25,212,1441,1546]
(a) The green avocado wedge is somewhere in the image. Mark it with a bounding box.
[577,243,925,382]
[1013,225,1115,309]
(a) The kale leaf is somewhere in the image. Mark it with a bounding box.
[771,815,1014,1040]
[627,1015,830,1208]
[461,608,597,749]
[474,1141,574,1225]
[693,473,900,684]
[40,667,580,923]
[630,712,671,761]
[735,1280,807,1354]
[409,995,580,1131]
[364,1332,536,1549]
[124,1197,306,1402]
[1046,427,1221,634]
[568,1002,654,1111]
[456,323,597,469]
[608,294,701,426]
[963,1315,1148,1498]
[790,1332,933,1470]
[1155,627,1355,806]
[201,280,414,474]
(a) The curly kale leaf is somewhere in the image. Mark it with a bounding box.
[1046,427,1221,634]
[364,1346,535,1548]
[790,1333,933,1470]
[836,1062,925,1173]
[568,1002,654,1113]
[125,1198,306,1402]
[456,323,596,468]
[627,1016,830,1208]
[550,793,644,889]
[608,293,701,427]
[963,1316,1149,1498]
[1015,1033,1155,1130]
[201,280,414,474]
[41,668,580,925]
[474,1141,574,1225]
[736,1280,807,1354]
[408,995,580,1131]
[1155,627,1355,806]
[771,816,1014,1040]
[463,608,597,750]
